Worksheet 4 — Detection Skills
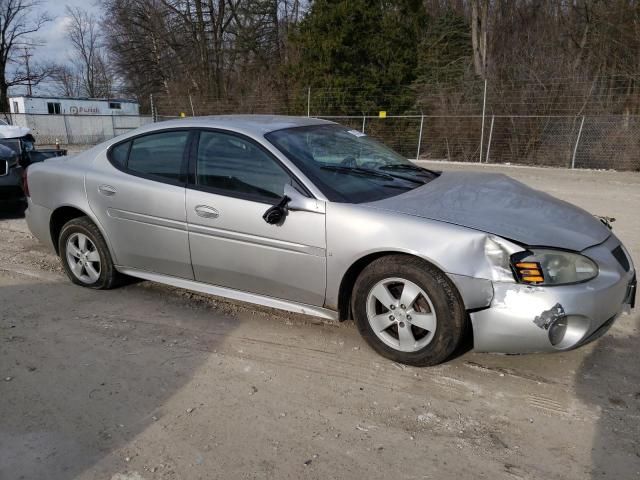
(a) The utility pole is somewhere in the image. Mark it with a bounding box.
[22,48,33,96]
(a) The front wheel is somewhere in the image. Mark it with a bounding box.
[58,216,121,289]
[352,255,466,366]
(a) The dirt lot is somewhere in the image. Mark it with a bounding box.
[1,162,639,480]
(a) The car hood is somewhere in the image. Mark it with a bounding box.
[0,125,31,139]
[365,171,611,251]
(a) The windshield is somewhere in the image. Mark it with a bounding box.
[265,124,439,203]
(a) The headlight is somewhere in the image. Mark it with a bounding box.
[511,249,598,285]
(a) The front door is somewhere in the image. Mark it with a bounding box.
[87,129,194,279]
[186,130,326,306]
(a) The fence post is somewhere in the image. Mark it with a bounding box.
[416,114,424,161]
[150,94,156,122]
[479,78,488,163]
[361,115,366,133]
[111,113,116,139]
[485,115,495,163]
[62,113,70,144]
[307,87,311,117]
[189,95,195,116]
[571,116,585,169]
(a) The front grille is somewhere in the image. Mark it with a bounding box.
[612,245,631,272]
[0,159,7,176]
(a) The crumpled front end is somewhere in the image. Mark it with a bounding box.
[470,235,636,353]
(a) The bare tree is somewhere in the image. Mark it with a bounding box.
[66,6,112,97]
[0,0,52,111]
[101,0,309,113]
[50,63,82,97]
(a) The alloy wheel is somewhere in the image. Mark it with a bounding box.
[65,232,101,284]
[365,277,437,352]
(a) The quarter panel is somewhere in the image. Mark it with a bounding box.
[26,158,105,253]
[28,158,89,214]
[24,200,53,250]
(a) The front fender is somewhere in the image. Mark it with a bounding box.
[325,203,500,310]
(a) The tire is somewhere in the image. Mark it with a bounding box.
[58,216,122,289]
[351,255,466,366]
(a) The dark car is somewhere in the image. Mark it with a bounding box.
[0,136,66,204]
[0,142,23,203]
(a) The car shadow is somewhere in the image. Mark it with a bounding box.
[574,320,640,478]
[0,278,240,480]
[444,316,475,362]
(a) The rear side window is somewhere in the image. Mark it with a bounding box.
[110,141,130,169]
[127,131,189,182]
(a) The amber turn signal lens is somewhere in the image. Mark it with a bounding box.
[519,269,541,276]
[513,261,545,284]
[515,262,538,269]
[522,276,544,283]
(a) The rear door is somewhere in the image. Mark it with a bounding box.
[185,129,326,306]
[87,129,194,279]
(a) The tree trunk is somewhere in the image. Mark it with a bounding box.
[471,0,489,78]
[194,0,210,94]
[0,75,8,113]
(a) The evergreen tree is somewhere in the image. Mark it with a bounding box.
[293,0,427,114]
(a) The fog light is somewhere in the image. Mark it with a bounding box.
[549,315,590,350]
[548,318,568,346]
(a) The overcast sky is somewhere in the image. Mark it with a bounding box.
[10,0,101,95]
[33,0,100,64]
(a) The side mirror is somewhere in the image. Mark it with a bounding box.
[283,184,325,214]
[262,185,325,225]
[262,195,290,225]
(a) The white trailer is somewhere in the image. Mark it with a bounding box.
[9,96,139,116]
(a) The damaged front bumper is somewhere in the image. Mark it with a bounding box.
[470,235,635,353]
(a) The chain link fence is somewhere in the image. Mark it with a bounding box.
[2,112,155,146]
[319,114,640,170]
[1,111,639,171]
[141,76,640,171]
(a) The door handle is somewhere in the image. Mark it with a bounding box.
[98,184,117,196]
[195,205,219,219]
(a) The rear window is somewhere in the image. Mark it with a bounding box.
[110,131,190,182]
[110,141,130,169]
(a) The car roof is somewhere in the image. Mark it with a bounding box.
[137,115,336,137]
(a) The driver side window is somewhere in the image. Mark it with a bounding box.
[196,131,293,202]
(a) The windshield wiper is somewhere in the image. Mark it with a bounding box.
[384,172,426,185]
[379,164,440,176]
[320,165,427,187]
[320,165,395,180]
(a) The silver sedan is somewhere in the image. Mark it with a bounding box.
[24,116,636,366]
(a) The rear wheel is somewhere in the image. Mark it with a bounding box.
[352,255,465,366]
[58,216,121,289]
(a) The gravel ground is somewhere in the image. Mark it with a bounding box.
[1,162,639,480]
